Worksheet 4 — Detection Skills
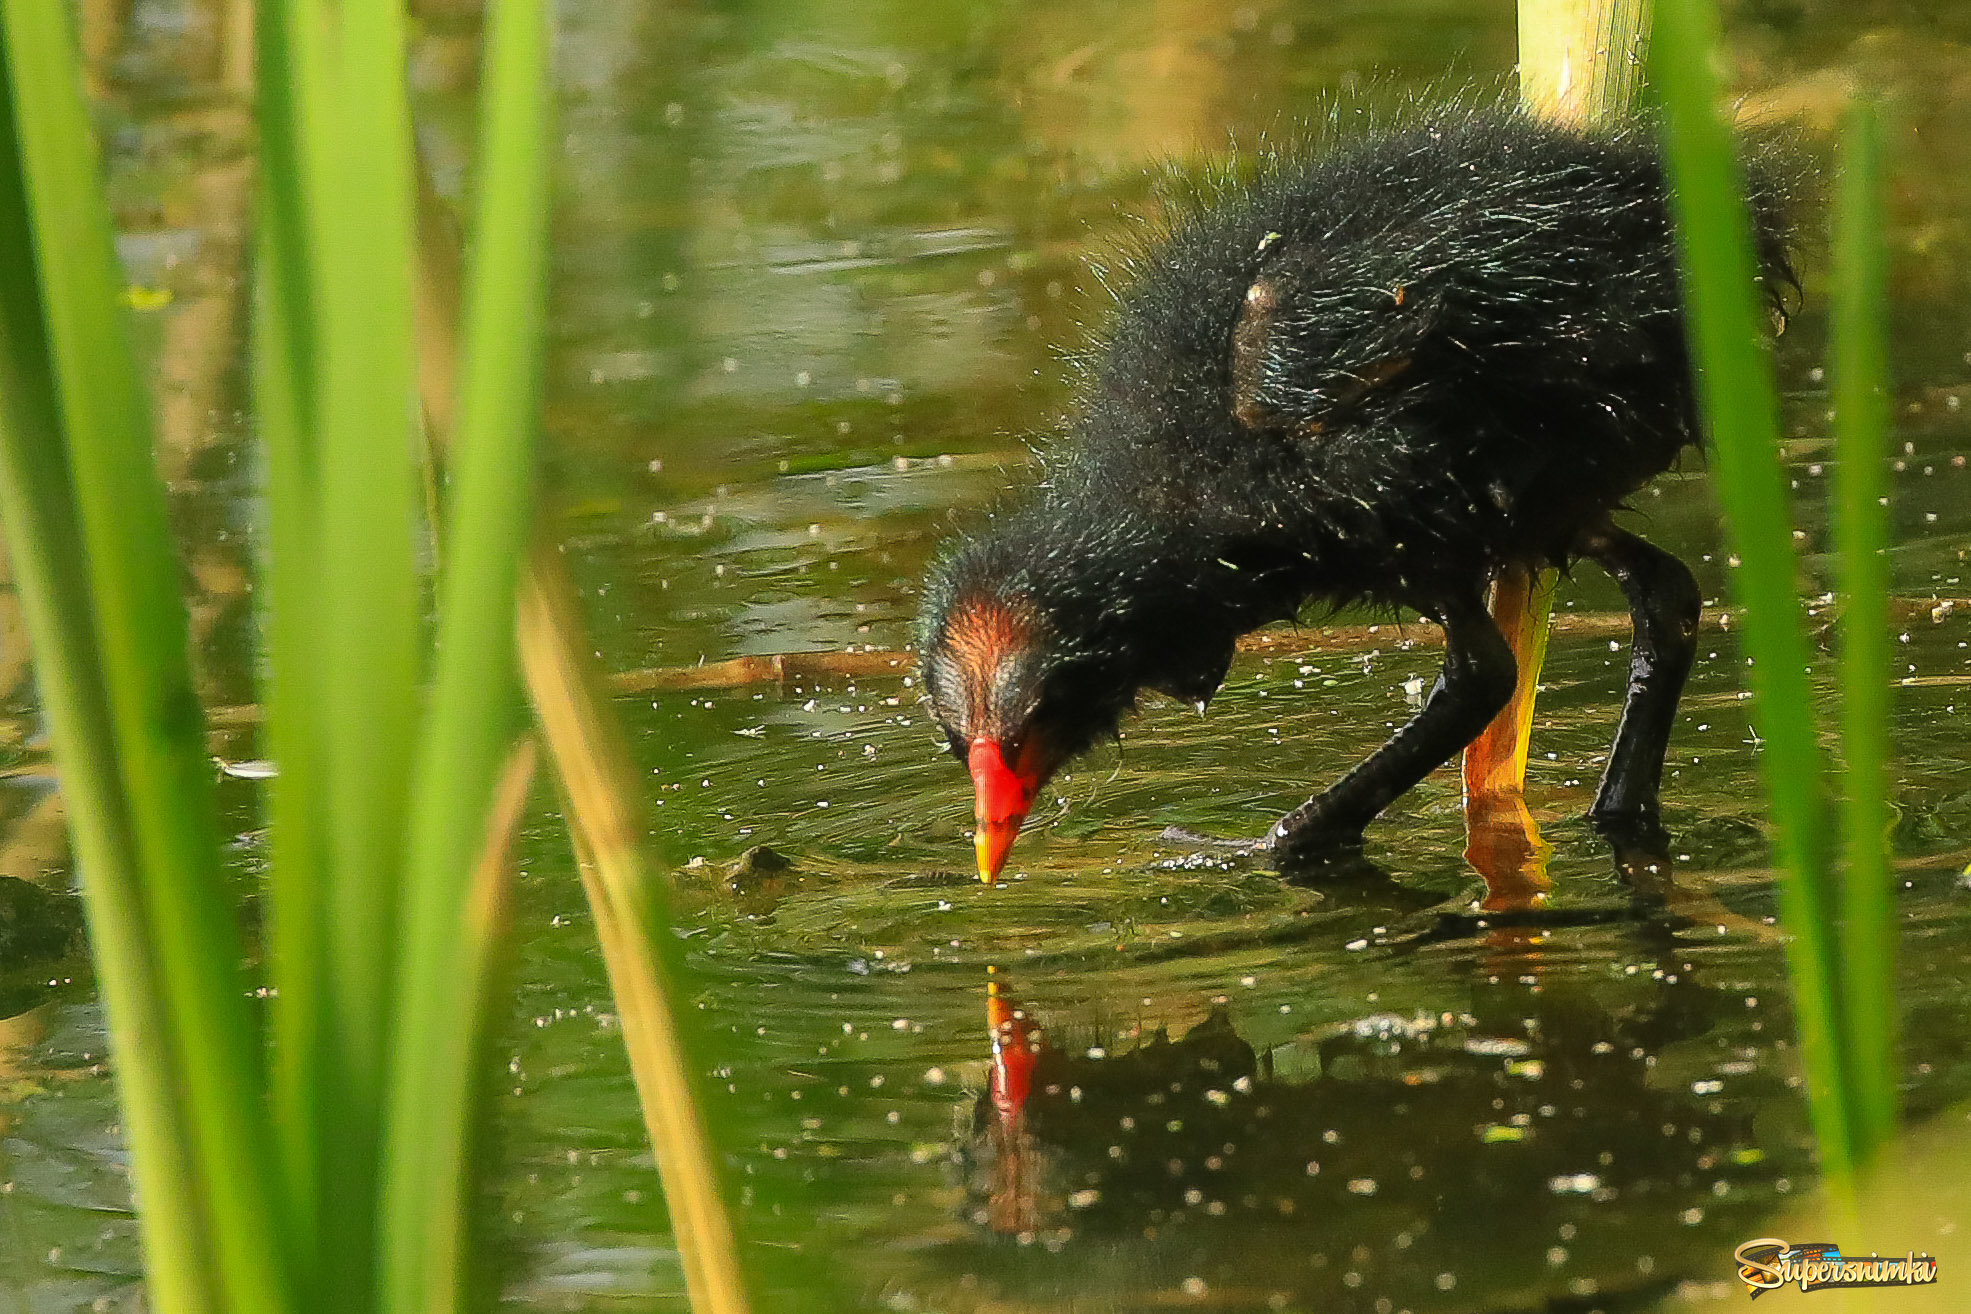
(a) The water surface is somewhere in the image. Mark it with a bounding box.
[4,0,1971,1311]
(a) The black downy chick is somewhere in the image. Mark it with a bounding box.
[918,106,1796,882]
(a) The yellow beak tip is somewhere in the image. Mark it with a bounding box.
[974,832,1002,885]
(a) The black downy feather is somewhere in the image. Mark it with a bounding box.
[919,102,1798,769]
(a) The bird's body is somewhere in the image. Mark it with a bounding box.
[920,107,1795,881]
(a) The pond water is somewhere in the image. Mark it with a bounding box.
[4,0,1971,1311]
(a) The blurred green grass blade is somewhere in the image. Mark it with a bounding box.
[252,0,338,1272]
[252,0,330,453]
[0,392,222,1314]
[1829,95,1896,1159]
[405,72,755,1307]
[0,1,296,1307]
[379,0,556,1305]
[519,553,757,1314]
[250,217,331,1280]
[0,74,218,1314]
[1651,0,1853,1180]
[309,0,427,1298]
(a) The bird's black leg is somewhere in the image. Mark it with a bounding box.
[1267,591,1516,864]
[1579,524,1701,835]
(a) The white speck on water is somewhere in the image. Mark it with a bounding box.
[1548,1173,1601,1194]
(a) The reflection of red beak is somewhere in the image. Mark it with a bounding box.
[986,970,1044,1123]
[984,968,1047,1234]
[969,737,1041,884]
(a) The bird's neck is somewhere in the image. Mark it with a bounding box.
[1025,513,1314,710]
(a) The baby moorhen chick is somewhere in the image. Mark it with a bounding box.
[919,107,1794,882]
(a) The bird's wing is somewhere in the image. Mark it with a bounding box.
[1227,233,1448,438]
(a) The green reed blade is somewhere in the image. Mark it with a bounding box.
[0,82,218,1314]
[252,0,330,461]
[403,71,756,1306]
[0,388,220,1314]
[519,552,758,1314]
[379,0,556,1305]
[1651,0,1853,1181]
[305,0,428,1299]
[251,0,339,1278]
[0,2,296,1307]
[1829,95,1896,1160]
[250,217,331,1287]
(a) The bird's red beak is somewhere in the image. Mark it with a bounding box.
[969,737,1043,884]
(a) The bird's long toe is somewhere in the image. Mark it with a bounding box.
[1157,814,1369,876]
[1157,825,1273,858]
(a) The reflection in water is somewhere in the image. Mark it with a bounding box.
[1465,774,1772,938]
[0,877,81,1019]
[983,966,1050,1237]
[0,783,86,1021]
[966,945,1787,1310]
[1462,787,1554,913]
[0,1006,51,1142]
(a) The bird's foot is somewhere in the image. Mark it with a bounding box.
[1267,800,1368,869]
[1269,830,1372,884]
[1587,807,1676,898]
[1156,807,1368,879]
[1588,808,1727,932]
[1588,805,1670,853]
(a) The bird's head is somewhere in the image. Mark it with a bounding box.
[919,586,1101,883]
[919,502,1248,882]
